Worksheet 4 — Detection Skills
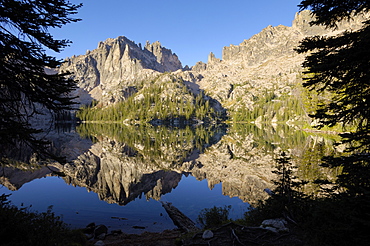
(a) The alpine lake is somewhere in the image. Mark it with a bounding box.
[0,123,339,233]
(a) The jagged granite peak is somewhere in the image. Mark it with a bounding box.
[191,61,207,72]
[59,10,370,110]
[221,23,297,65]
[144,40,182,72]
[180,10,370,114]
[221,10,367,64]
[60,36,182,104]
[207,52,220,64]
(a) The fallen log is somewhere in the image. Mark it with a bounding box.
[161,201,198,232]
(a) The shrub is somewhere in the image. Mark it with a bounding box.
[197,205,231,229]
[0,194,87,246]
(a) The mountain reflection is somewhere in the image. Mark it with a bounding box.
[1,123,340,207]
[62,124,226,205]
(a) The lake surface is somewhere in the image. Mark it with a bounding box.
[0,123,337,233]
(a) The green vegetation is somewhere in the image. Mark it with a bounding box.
[193,147,363,245]
[76,76,218,124]
[295,136,341,195]
[297,1,370,242]
[243,149,369,246]
[229,84,312,124]
[0,194,86,246]
[228,76,353,132]
[197,205,231,229]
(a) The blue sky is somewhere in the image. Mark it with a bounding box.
[50,0,303,66]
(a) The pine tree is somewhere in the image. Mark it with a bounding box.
[297,0,370,194]
[0,0,81,162]
[296,1,370,244]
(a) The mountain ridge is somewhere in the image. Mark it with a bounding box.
[60,10,368,123]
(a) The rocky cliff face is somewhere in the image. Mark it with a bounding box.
[58,125,226,205]
[59,10,368,116]
[178,10,368,117]
[0,129,91,191]
[60,36,182,104]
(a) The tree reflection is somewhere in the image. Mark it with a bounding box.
[1,123,345,211]
[76,123,225,168]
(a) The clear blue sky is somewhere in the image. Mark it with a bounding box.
[50,0,303,67]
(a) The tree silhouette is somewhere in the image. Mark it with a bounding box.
[295,1,370,244]
[299,0,370,28]
[0,0,81,162]
[297,0,370,193]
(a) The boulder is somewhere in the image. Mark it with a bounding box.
[94,224,108,240]
[261,218,289,233]
[202,230,214,239]
[83,222,96,239]
[94,240,105,246]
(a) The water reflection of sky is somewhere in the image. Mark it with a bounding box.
[1,174,249,233]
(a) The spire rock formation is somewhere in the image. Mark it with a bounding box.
[60,36,182,104]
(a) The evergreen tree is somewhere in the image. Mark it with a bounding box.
[296,1,370,244]
[0,0,81,162]
[297,0,370,193]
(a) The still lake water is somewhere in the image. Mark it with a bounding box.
[0,123,336,233]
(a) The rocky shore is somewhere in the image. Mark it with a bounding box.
[88,221,303,246]
[84,203,303,246]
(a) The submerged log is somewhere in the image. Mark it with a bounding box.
[161,201,198,232]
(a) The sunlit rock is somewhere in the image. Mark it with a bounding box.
[60,36,182,105]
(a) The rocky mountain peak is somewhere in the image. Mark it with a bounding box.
[144,40,182,72]
[177,10,370,117]
[60,36,182,104]
[207,52,220,64]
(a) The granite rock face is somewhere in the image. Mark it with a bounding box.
[220,10,366,66]
[0,165,61,191]
[60,36,182,104]
[175,10,369,116]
